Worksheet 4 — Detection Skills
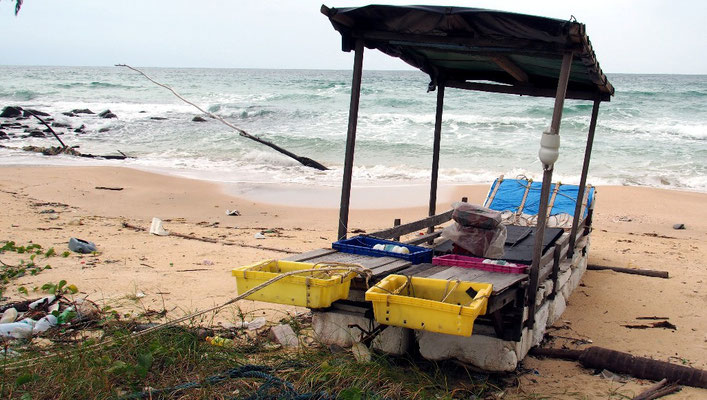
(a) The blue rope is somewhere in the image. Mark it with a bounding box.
[121,364,332,399]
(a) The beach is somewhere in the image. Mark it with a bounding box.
[1,165,705,398]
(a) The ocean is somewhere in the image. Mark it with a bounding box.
[1,66,705,196]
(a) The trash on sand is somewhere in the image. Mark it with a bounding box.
[32,314,58,334]
[673,223,686,230]
[225,209,241,216]
[206,336,233,347]
[149,217,169,236]
[351,342,372,362]
[0,308,18,324]
[0,322,34,339]
[269,324,299,348]
[247,317,267,330]
[68,237,97,253]
[202,259,214,266]
[254,232,266,239]
[29,296,56,310]
[599,369,627,383]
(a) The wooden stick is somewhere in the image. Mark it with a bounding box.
[24,110,67,149]
[587,264,669,279]
[121,222,296,254]
[116,64,327,171]
[633,379,682,400]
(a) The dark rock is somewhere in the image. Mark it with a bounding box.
[1,106,23,118]
[98,110,117,119]
[74,124,86,133]
[98,127,110,133]
[42,128,53,133]
[71,108,94,115]
[28,130,46,138]
[150,117,167,120]
[62,112,77,117]
[14,117,28,120]
[51,122,71,128]
[0,131,8,140]
[22,109,50,117]
[672,223,685,230]
[139,110,147,113]
[192,116,207,122]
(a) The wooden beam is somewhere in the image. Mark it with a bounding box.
[370,209,453,239]
[527,52,573,329]
[428,83,445,228]
[568,98,600,257]
[491,55,529,83]
[446,80,610,102]
[338,39,365,240]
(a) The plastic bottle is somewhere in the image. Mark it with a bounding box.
[32,314,58,334]
[0,308,18,324]
[0,322,33,339]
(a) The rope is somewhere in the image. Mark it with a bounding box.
[121,364,333,400]
[1,264,372,370]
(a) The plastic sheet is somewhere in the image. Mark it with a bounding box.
[442,203,506,258]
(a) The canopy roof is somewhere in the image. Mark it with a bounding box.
[322,4,614,101]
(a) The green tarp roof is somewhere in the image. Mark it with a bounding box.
[323,5,614,101]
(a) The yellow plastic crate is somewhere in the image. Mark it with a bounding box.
[232,260,358,308]
[365,275,492,336]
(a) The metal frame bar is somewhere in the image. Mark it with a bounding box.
[337,39,365,240]
[527,52,573,328]
[428,83,445,228]
[568,98,601,256]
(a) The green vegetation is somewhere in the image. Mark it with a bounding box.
[0,241,58,297]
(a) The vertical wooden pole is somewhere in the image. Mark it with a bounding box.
[337,40,365,240]
[568,98,601,257]
[428,83,445,231]
[393,218,401,241]
[527,52,573,328]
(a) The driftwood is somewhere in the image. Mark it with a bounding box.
[530,346,704,388]
[116,64,328,171]
[95,186,124,191]
[121,221,296,254]
[587,264,669,279]
[633,379,681,400]
[24,110,67,148]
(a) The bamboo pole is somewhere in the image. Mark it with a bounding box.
[338,40,365,240]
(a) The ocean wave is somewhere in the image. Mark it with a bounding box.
[0,90,40,101]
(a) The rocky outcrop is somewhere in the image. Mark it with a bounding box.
[98,110,117,119]
[0,106,23,118]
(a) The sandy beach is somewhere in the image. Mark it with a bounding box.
[0,165,705,398]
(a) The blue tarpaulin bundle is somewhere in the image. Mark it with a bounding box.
[485,178,594,218]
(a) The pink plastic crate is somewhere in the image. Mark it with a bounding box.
[432,254,528,274]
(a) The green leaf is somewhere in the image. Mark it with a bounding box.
[15,373,37,386]
[66,284,79,294]
[17,286,28,295]
[21,393,32,400]
[338,388,364,400]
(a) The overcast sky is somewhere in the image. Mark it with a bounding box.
[1,0,705,74]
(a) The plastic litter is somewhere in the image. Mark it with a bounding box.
[149,217,169,236]
[0,322,33,339]
[32,314,58,334]
[225,209,241,216]
[68,237,97,253]
[206,336,233,347]
[29,295,56,310]
[254,232,266,239]
[246,317,267,330]
[442,202,507,258]
[0,308,18,324]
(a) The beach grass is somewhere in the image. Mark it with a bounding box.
[0,315,507,400]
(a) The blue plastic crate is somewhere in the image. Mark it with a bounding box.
[332,236,433,264]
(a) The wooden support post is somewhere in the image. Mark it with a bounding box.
[527,52,573,328]
[549,244,562,299]
[393,218,401,241]
[568,98,601,257]
[428,83,445,229]
[337,40,364,240]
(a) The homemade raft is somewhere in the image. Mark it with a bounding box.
[233,5,614,371]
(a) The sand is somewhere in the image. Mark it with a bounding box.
[0,165,705,398]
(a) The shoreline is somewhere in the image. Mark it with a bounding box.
[0,164,705,397]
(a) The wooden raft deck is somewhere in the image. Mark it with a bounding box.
[283,248,527,315]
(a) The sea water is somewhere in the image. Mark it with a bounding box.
[0,66,705,196]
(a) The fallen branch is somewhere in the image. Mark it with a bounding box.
[24,110,67,149]
[530,346,705,388]
[95,186,124,191]
[633,378,682,400]
[121,222,296,254]
[587,264,669,279]
[116,64,328,171]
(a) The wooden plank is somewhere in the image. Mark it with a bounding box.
[338,39,365,240]
[404,230,442,245]
[428,84,445,226]
[370,259,413,278]
[491,55,529,83]
[396,263,447,278]
[427,267,527,295]
[282,248,337,262]
[305,252,397,270]
[446,80,610,102]
[370,209,453,239]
